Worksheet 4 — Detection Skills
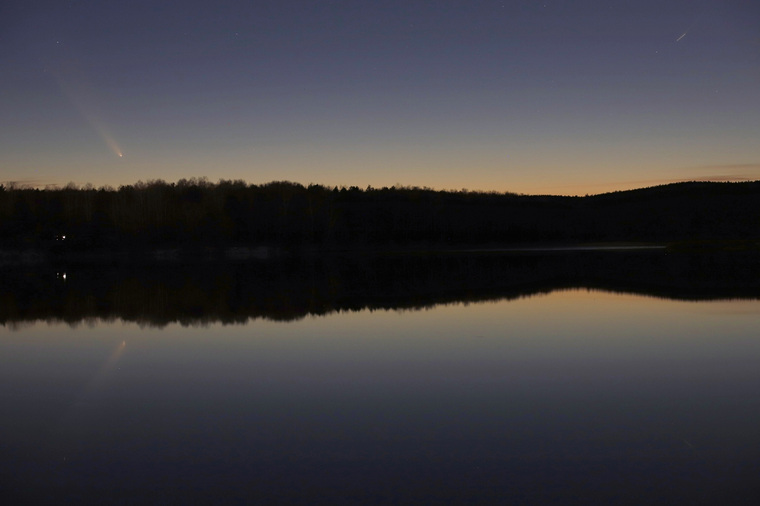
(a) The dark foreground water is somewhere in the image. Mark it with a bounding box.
[1,252,760,504]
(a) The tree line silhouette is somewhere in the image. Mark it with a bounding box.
[1,178,759,252]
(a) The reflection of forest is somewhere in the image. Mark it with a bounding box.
[2,250,760,327]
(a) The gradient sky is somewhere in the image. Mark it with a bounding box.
[2,0,759,195]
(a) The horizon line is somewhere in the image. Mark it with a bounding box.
[2,176,758,198]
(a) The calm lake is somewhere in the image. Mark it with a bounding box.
[2,252,760,504]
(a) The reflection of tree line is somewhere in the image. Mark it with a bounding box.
[1,179,759,250]
[2,251,760,327]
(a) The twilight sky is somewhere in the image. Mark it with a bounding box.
[2,0,759,195]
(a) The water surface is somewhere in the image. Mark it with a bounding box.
[2,284,759,504]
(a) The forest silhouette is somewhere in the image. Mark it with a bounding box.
[2,179,760,255]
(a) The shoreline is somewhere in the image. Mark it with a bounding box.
[0,242,671,266]
[4,239,760,267]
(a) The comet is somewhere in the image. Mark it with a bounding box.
[48,64,124,158]
[85,112,124,158]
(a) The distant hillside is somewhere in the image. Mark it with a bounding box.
[1,179,759,252]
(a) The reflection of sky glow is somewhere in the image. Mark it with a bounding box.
[2,290,760,501]
[6,289,758,363]
[51,338,128,456]
[69,339,127,406]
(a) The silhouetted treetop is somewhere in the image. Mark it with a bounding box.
[1,179,759,250]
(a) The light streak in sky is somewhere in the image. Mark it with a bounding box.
[677,2,707,44]
[49,65,124,158]
[82,109,124,158]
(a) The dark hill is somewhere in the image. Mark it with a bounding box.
[1,179,758,253]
